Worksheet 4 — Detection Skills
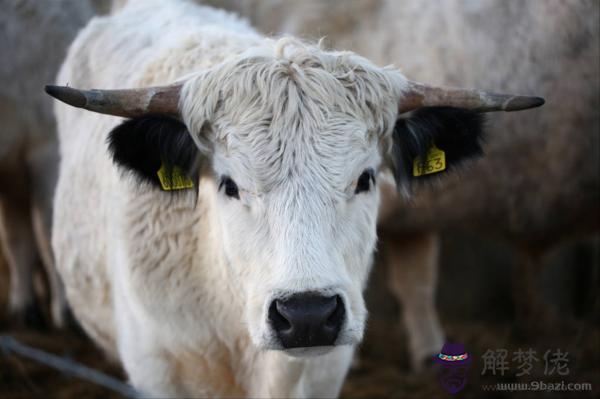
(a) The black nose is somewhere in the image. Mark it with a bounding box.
[268,293,345,348]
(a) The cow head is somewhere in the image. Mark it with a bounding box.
[46,40,542,356]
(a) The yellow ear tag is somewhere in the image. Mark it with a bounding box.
[156,163,195,191]
[413,144,446,177]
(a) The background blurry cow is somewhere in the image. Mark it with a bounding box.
[0,0,102,327]
[207,0,600,371]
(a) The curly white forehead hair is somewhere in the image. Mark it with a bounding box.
[180,36,407,144]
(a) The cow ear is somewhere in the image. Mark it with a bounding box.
[391,107,485,195]
[107,115,201,189]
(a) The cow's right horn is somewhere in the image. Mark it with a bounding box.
[44,84,182,118]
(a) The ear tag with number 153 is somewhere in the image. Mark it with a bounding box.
[413,144,446,177]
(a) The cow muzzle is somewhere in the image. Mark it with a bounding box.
[268,292,345,349]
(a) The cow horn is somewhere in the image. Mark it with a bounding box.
[44,84,182,118]
[399,80,545,113]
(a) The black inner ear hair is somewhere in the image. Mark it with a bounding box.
[107,115,201,190]
[392,107,486,193]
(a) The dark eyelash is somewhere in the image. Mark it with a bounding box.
[219,176,240,199]
[355,168,375,194]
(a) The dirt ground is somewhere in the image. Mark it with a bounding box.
[1,254,598,398]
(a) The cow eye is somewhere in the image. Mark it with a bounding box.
[355,168,375,194]
[219,176,240,199]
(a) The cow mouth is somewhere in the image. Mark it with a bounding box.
[282,346,336,358]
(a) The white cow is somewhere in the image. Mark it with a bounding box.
[215,0,598,372]
[48,0,542,396]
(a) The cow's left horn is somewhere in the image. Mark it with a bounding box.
[399,80,545,114]
[44,84,182,118]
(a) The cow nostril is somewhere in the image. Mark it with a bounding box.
[268,293,346,349]
[325,295,345,329]
[268,299,291,332]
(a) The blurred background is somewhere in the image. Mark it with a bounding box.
[1,0,598,398]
